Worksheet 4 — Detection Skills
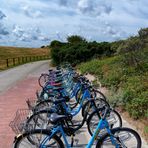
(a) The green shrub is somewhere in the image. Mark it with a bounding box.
[107,88,125,108]
[126,91,148,119]
[50,36,114,65]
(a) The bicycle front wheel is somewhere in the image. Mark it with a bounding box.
[38,74,49,87]
[96,127,141,148]
[14,129,64,148]
[87,109,122,136]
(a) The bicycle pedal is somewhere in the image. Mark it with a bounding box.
[110,124,114,128]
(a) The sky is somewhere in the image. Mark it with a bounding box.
[0,0,148,47]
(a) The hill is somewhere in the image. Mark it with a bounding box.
[0,46,50,70]
[0,46,50,60]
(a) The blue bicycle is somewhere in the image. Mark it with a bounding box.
[13,107,141,148]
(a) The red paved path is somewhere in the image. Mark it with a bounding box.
[0,76,40,148]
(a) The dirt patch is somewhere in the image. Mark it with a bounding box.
[116,107,148,143]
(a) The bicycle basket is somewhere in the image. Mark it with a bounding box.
[9,109,33,134]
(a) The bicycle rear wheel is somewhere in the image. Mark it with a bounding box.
[26,110,53,130]
[14,129,64,148]
[92,89,107,100]
[96,127,141,148]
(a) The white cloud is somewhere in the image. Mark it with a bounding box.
[21,5,42,18]
[12,25,24,37]
[12,25,50,42]
[38,36,50,41]
[102,22,127,41]
[0,0,148,47]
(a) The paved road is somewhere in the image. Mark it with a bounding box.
[0,61,50,147]
[0,60,49,94]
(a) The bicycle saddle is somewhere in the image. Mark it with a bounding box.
[55,70,62,74]
[54,79,63,83]
[48,113,67,124]
[56,73,62,77]
[53,87,64,91]
[49,69,53,72]
[52,83,62,87]
[52,97,69,104]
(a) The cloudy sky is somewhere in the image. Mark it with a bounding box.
[0,0,148,47]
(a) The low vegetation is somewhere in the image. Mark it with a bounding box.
[78,28,148,120]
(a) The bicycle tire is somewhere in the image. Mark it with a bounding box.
[87,109,122,136]
[14,129,64,148]
[92,89,107,100]
[82,98,110,117]
[38,74,49,87]
[26,109,54,130]
[96,127,142,148]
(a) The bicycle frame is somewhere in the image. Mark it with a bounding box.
[40,118,117,148]
[64,88,91,116]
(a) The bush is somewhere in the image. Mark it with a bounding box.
[67,35,86,44]
[50,35,114,65]
[118,37,144,67]
[126,92,148,119]
[138,28,148,40]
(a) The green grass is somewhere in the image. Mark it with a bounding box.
[77,50,148,119]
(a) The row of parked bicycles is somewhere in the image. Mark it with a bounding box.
[10,64,142,148]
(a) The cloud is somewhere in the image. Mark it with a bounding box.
[0,0,148,47]
[0,10,9,36]
[59,0,68,6]
[21,6,42,18]
[0,10,6,20]
[0,23,9,35]
[77,0,112,16]
[12,25,24,37]
[102,22,127,40]
[38,36,50,41]
[12,25,50,42]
